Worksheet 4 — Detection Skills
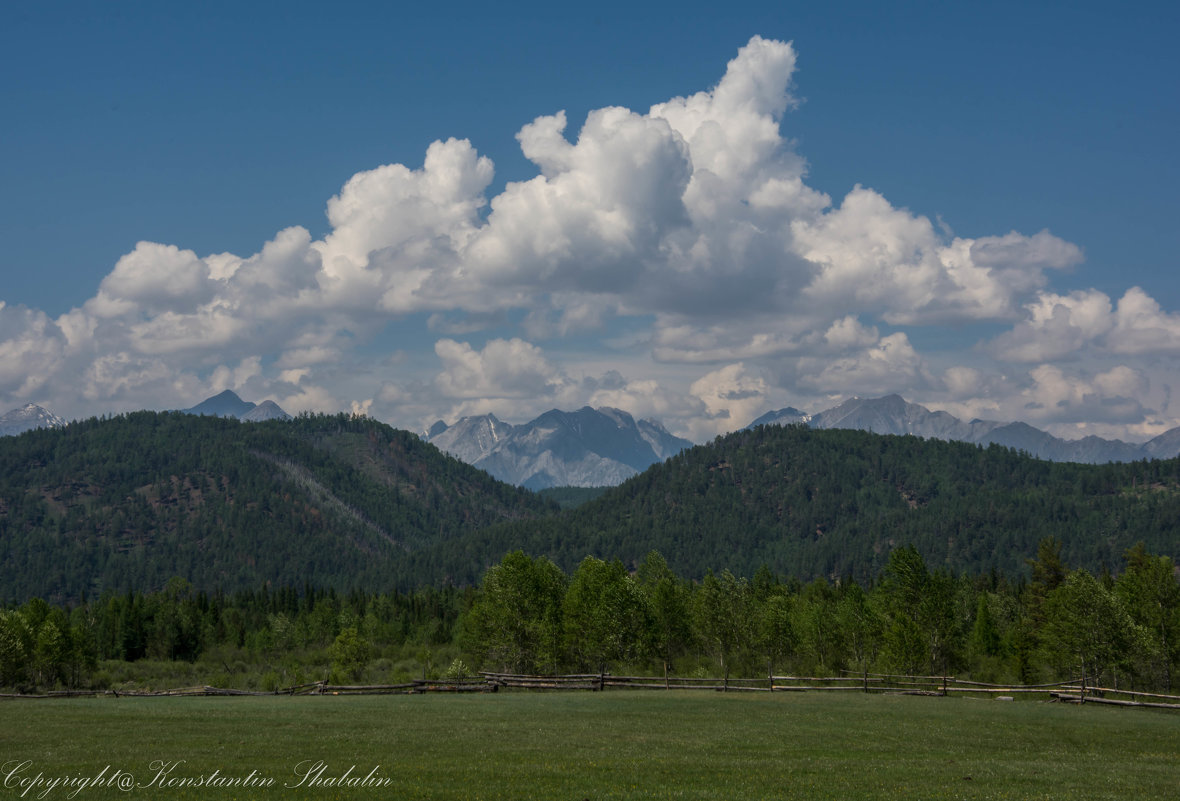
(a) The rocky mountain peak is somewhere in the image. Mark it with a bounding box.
[0,403,66,436]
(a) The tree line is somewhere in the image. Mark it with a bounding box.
[3,539,1176,693]
[7,415,1180,603]
[411,424,1180,587]
[0,411,552,601]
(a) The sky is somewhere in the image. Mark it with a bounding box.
[2,0,1178,443]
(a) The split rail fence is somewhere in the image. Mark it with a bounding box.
[4,672,1179,710]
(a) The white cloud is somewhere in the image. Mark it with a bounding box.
[277,346,341,369]
[125,308,249,356]
[314,137,494,313]
[687,363,770,439]
[468,106,692,294]
[277,385,340,416]
[970,229,1083,273]
[95,242,214,315]
[279,368,311,385]
[0,303,66,401]
[823,316,879,350]
[799,332,930,396]
[793,189,1080,325]
[218,226,321,308]
[987,289,1114,362]
[587,375,705,430]
[1108,287,1180,355]
[1019,364,1148,425]
[433,338,571,402]
[0,35,1176,443]
[209,357,262,394]
[652,323,804,363]
[651,34,800,193]
[81,353,174,402]
[989,286,1180,362]
[942,366,986,398]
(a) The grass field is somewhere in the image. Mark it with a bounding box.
[1,691,1177,800]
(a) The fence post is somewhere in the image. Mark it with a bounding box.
[942,675,948,696]
[863,669,868,694]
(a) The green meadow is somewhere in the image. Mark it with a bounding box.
[1,692,1176,800]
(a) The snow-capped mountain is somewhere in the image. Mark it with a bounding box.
[428,414,517,466]
[0,403,66,436]
[427,406,693,489]
[748,394,1180,464]
[184,390,291,421]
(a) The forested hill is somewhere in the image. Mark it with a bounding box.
[0,412,553,601]
[415,424,1180,584]
[5,416,1180,602]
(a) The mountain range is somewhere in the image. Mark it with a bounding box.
[747,394,1180,464]
[426,406,693,489]
[6,391,1180,478]
[184,390,291,421]
[6,410,1178,600]
[425,394,1180,489]
[0,390,290,439]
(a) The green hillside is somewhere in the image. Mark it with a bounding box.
[418,424,1180,583]
[4,417,1180,601]
[0,412,552,601]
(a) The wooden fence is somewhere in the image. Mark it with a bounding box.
[4,672,1179,709]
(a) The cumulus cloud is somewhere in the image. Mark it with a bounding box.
[1108,287,1180,355]
[793,190,1079,325]
[0,35,1176,442]
[468,106,692,295]
[95,242,214,316]
[989,286,1180,362]
[970,229,1084,272]
[209,357,262,395]
[580,368,709,433]
[433,338,570,402]
[687,363,770,439]
[0,303,66,399]
[987,290,1115,362]
[327,142,486,261]
[941,366,987,398]
[799,332,931,396]
[1019,364,1149,425]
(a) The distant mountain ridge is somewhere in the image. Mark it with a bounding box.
[748,394,1180,463]
[0,403,65,437]
[6,404,1180,599]
[427,406,693,489]
[185,390,291,421]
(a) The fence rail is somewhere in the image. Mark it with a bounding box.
[5,673,1179,710]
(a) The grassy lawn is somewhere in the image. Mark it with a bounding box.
[1,691,1177,800]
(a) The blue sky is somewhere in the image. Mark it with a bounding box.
[2,1,1178,442]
